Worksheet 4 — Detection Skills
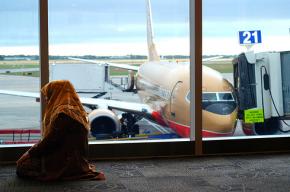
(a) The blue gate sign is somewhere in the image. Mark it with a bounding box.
[239,30,262,45]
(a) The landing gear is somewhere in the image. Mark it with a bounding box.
[113,113,141,138]
[120,113,141,137]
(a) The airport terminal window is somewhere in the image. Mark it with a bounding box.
[0,0,40,145]
[4,0,290,159]
[203,0,290,139]
[48,0,191,143]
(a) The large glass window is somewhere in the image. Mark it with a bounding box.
[203,0,290,138]
[0,0,40,145]
[48,0,190,143]
[3,0,290,160]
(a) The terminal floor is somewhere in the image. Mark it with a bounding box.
[1,153,290,192]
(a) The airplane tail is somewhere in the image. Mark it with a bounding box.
[146,0,160,62]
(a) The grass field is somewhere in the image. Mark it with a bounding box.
[203,59,233,73]
[0,61,38,69]
[0,58,234,77]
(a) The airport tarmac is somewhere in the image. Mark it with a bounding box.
[0,74,175,142]
[0,74,261,144]
[0,75,40,130]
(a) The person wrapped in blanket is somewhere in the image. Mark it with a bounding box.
[16,80,105,181]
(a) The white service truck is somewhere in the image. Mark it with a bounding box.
[50,63,108,93]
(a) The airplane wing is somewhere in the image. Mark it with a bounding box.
[0,90,39,98]
[68,57,139,71]
[80,97,153,114]
[0,89,153,116]
[0,89,169,140]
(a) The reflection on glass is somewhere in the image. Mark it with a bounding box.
[203,0,290,138]
[0,0,40,144]
[48,0,190,142]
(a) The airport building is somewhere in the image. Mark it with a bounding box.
[1,0,290,191]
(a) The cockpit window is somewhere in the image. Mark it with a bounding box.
[202,92,236,115]
[202,93,217,101]
[218,93,234,101]
[202,92,234,102]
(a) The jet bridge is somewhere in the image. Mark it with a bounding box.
[233,51,290,135]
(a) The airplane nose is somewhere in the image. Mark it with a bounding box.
[202,110,237,135]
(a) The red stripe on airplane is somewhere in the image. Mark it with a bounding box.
[0,129,41,134]
[167,120,190,138]
[202,130,234,137]
[151,111,167,126]
[151,111,234,138]
[151,111,190,137]
[1,140,39,144]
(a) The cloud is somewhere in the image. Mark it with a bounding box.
[203,35,290,55]
[203,0,290,21]
[0,37,189,56]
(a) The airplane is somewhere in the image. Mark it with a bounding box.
[0,0,237,139]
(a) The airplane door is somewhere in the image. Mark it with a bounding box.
[169,81,183,119]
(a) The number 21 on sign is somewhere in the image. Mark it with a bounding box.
[239,30,262,45]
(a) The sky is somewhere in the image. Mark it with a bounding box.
[203,0,290,55]
[0,0,289,56]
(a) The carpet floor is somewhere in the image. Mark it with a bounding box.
[1,153,290,192]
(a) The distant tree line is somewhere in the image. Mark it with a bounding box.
[162,55,189,59]
[1,54,241,61]
[203,54,237,59]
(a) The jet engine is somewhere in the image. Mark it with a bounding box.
[88,109,120,139]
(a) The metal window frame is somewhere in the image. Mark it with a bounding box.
[0,0,197,163]
[36,0,290,158]
[2,0,290,164]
